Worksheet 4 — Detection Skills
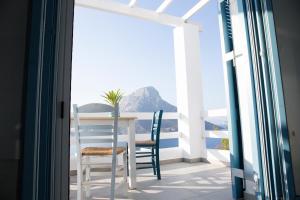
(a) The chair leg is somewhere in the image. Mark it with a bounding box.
[85,164,91,198]
[77,163,83,200]
[123,152,128,183]
[126,147,129,176]
[151,147,156,175]
[155,148,161,180]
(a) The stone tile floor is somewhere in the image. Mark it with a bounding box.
[70,162,232,200]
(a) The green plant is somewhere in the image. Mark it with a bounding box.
[221,138,229,150]
[213,125,220,131]
[102,89,123,106]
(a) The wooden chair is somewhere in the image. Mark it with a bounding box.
[73,103,127,200]
[135,110,163,180]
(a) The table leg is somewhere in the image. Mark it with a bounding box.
[128,120,136,189]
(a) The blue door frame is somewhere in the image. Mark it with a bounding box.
[21,0,59,199]
[21,0,298,199]
[219,0,298,199]
[245,0,298,199]
[21,0,74,199]
[258,0,298,199]
[218,1,244,199]
[219,0,266,199]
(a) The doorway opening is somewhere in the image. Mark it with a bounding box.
[69,0,232,199]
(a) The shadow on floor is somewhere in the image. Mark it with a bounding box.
[69,162,232,200]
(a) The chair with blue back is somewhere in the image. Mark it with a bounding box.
[135,110,163,180]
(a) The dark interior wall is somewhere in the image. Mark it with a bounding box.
[0,1,30,199]
[271,0,300,195]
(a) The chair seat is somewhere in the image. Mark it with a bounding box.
[135,140,156,147]
[81,147,126,156]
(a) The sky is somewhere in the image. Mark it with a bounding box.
[71,0,226,110]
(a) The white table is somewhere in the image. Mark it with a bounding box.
[76,114,137,189]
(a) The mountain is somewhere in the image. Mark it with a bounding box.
[205,121,227,131]
[120,86,177,112]
[120,86,177,133]
[78,103,114,113]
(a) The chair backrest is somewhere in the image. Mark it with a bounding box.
[73,103,119,156]
[151,110,163,146]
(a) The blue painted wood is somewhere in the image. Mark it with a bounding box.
[21,0,60,199]
[259,0,297,198]
[21,0,73,198]
[232,0,298,199]
[245,0,283,198]
[136,110,163,180]
[218,1,244,199]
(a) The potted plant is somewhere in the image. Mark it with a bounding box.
[102,89,123,116]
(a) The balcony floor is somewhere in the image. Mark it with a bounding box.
[70,162,232,200]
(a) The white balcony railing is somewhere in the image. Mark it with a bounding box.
[70,109,230,171]
[203,108,229,164]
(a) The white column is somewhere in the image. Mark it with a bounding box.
[173,24,206,162]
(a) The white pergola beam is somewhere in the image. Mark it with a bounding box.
[182,0,210,21]
[75,0,192,27]
[156,0,173,13]
[128,0,137,7]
